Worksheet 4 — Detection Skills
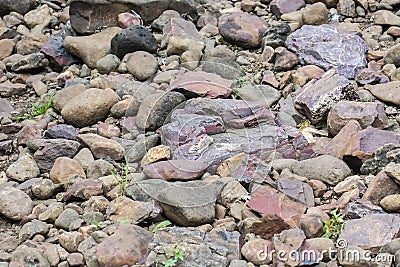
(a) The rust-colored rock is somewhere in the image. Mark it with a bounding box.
[362,171,400,205]
[63,179,103,201]
[50,157,86,185]
[324,120,361,158]
[77,133,125,161]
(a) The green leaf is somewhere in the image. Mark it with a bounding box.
[163,258,177,267]
[152,220,172,232]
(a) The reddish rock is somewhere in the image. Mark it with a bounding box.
[170,69,233,98]
[0,39,15,60]
[218,12,268,49]
[243,214,291,239]
[339,214,400,253]
[274,47,299,71]
[362,171,400,205]
[97,123,121,138]
[324,120,361,158]
[343,127,400,161]
[327,101,388,135]
[77,133,125,161]
[294,70,356,124]
[277,178,314,206]
[96,224,153,267]
[50,157,86,185]
[143,159,209,181]
[270,0,305,18]
[63,179,103,201]
[117,12,142,28]
[246,185,306,227]
[16,125,41,146]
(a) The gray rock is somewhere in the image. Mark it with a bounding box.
[236,84,281,108]
[11,52,49,72]
[11,246,50,267]
[292,155,352,185]
[157,180,221,226]
[136,91,186,131]
[111,25,157,59]
[96,54,121,74]
[27,139,81,172]
[125,51,158,81]
[0,187,32,220]
[262,22,292,49]
[0,0,35,16]
[385,43,400,67]
[87,159,116,179]
[126,179,170,202]
[44,124,79,140]
[19,219,49,241]
[286,24,367,78]
[361,144,400,175]
[54,208,81,230]
[6,154,40,182]
[121,133,159,163]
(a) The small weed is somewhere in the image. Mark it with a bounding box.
[322,209,344,240]
[91,220,107,229]
[151,220,172,232]
[16,93,55,122]
[163,245,184,267]
[231,77,248,99]
[112,163,130,197]
[215,34,223,45]
[119,218,132,224]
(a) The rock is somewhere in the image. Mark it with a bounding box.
[0,81,26,97]
[59,231,84,252]
[162,18,204,55]
[118,12,142,28]
[96,54,120,74]
[63,27,121,68]
[385,44,400,67]
[327,101,388,135]
[50,157,85,185]
[272,228,306,266]
[339,214,400,253]
[366,81,400,106]
[374,10,400,27]
[11,246,50,267]
[0,39,15,60]
[96,224,153,266]
[31,179,55,199]
[170,69,233,98]
[110,25,157,59]
[77,133,125,161]
[0,0,35,16]
[11,53,49,72]
[143,160,208,181]
[241,238,272,265]
[54,208,80,230]
[52,84,87,113]
[286,24,367,78]
[63,179,104,201]
[246,185,306,226]
[125,51,158,81]
[61,88,119,128]
[380,194,400,212]
[362,171,400,205]
[157,181,220,226]
[6,154,40,182]
[324,120,362,158]
[73,148,95,171]
[343,127,400,162]
[69,0,199,34]
[385,162,400,183]
[277,178,315,206]
[19,219,49,242]
[292,155,352,185]
[106,196,160,222]
[270,0,305,18]
[235,84,281,108]
[337,0,356,17]
[147,227,240,266]
[27,139,81,172]
[136,91,186,131]
[16,125,41,146]
[44,124,79,140]
[294,70,356,124]
[87,159,115,179]
[141,145,171,167]
[123,133,159,163]
[152,10,181,31]
[361,144,400,175]
[23,4,52,28]
[67,253,84,267]
[0,187,32,220]
[274,47,299,71]
[302,2,329,25]
[299,214,324,238]
[262,23,291,49]
[218,12,268,49]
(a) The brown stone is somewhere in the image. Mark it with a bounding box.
[270,0,305,18]
[106,196,160,223]
[52,84,87,113]
[141,145,171,167]
[96,224,153,267]
[366,81,400,106]
[327,101,388,135]
[0,80,26,97]
[274,47,299,71]
[0,39,14,60]
[362,171,400,205]
[143,159,208,181]
[244,214,291,239]
[324,120,361,158]
[63,179,103,201]
[241,238,272,265]
[77,133,125,161]
[50,157,86,185]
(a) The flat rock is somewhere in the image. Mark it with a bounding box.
[324,120,362,158]
[6,154,40,182]
[327,100,388,135]
[27,139,81,172]
[270,0,305,18]
[339,214,400,253]
[61,88,119,128]
[277,178,314,206]
[170,69,233,98]
[246,185,307,226]
[292,155,352,185]
[0,187,32,220]
[143,160,209,181]
[11,52,48,72]
[50,157,86,184]
[106,196,160,223]
[162,17,204,55]
[294,70,356,124]
[63,27,121,68]
[0,0,35,16]
[111,25,157,59]
[44,124,79,140]
[96,224,153,266]
[63,179,104,201]
[374,10,400,27]
[236,84,281,108]
[218,12,268,49]
[69,0,199,34]
[77,133,125,161]
[362,171,400,205]
[0,80,26,97]
[157,181,220,226]
[366,81,400,106]
[286,24,367,78]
